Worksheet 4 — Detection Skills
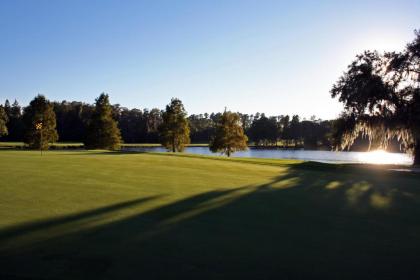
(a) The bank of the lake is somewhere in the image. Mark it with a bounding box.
[2,142,412,165]
[123,146,414,165]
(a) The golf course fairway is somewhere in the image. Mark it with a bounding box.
[0,150,419,279]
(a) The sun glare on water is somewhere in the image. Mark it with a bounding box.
[358,150,403,165]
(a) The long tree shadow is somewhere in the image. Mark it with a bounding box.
[0,196,162,243]
[1,163,420,279]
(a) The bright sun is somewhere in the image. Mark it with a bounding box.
[358,150,397,165]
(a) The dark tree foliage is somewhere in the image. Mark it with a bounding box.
[22,95,59,149]
[117,108,148,143]
[277,115,290,143]
[188,114,214,143]
[3,100,25,141]
[158,98,190,152]
[238,113,253,132]
[282,115,302,146]
[0,105,8,137]
[4,98,345,151]
[53,101,93,142]
[300,119,332,149]
[209,111,248,157]
[331,30,420,165]
[143,108,163,143]
[84,93,122,150]
[248,114,278,145]
[1,98,165,144]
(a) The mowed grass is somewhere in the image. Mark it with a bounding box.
[0,151,420,279]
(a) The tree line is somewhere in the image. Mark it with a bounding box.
[0,95,337,151]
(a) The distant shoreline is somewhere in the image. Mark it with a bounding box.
[0,142,310,150]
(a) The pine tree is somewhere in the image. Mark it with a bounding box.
[0,105,8,138]
[22,95,59,149]
[85,93,122,150]
[159,98,190,152]
[209,110,248,157]
[8,100,24,141]
[4,99,11,116]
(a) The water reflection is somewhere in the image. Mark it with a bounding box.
[123,146,413,165]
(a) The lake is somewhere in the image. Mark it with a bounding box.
[122,146,413,165]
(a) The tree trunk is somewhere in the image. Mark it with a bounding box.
[414,140,420,166]
[172,136,176,153]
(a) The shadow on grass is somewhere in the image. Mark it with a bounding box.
[1,163,420,279]
[0,196,162,243]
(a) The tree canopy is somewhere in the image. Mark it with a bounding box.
[248,114,278,145]
[0,105,8,137]
[159,98,190,152]
[331,30,420,164]
[1,96,340,150]
[22,95,59,149]
[209,110,248,157]
[4,100,24,141]
[84,93,122,150]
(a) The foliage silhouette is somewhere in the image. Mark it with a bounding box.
[22,95,58,149]
[331,30,420,164]
[0,104,8,138]
[159,98,190,152]
[84,93,122,150]
[209,110,248,157]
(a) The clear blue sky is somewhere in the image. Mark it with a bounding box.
[1,0,419,119]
